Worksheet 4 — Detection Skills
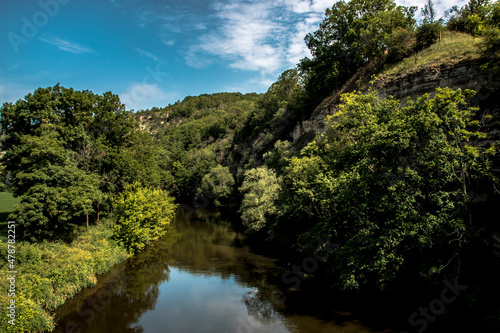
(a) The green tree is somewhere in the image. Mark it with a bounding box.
[112,182,177,253]
[299,0,416,103]
[239,166,282,233]
[8,124,102,240]
[415,22,442,50]
[197,165,235,207]
[447,0,492,35]
[285,88,496,290]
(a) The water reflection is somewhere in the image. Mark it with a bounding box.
[54,206,395,333]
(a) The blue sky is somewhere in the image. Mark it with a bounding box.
[1,0,467,111]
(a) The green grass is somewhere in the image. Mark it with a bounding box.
[378,31,484,79]
[0,192,21,239]
[0,221,131,332]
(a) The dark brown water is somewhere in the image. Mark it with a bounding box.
[54,206,397,333]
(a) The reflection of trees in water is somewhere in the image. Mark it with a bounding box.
[173,206,287,327]
[242,289,280,324]
[54,227,179,333]
[57,207,286,332]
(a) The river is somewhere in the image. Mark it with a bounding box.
[54,206,398,333]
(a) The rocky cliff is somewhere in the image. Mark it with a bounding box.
[291,58,499,142]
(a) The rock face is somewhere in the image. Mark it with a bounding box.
[290,58,500,179]
[372,59,491,101]
[291,59,499,143]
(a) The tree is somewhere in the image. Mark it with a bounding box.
[0,84,164,239]
[299,0,416,103]
[447,0,492,35]
[8,124,102,240]
[422,0,438,23]
[239,166,282,233]
[112,182,177,253]
[197,165,235,207]
[285,88,496,290]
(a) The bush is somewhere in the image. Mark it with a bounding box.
[415,22,441,50]
[112,183,177,253]
[239,166,282,233]
[197,165,235,207]
[464,14,485,35]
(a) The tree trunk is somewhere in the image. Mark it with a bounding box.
[86,214,89,229]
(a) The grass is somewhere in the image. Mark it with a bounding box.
[378,31,484,79]
[0,221,131,332]
[0,192,21,240]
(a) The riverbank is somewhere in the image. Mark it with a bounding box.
[0,221,130,332]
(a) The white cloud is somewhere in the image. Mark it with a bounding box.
[135,48,160,62]
[39,34,95,55]
[162,39,175,47]
[186,0,322,76]
[120,82,177,111]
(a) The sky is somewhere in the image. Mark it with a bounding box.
[0,0,467,111]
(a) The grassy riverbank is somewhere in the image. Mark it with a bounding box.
[0,221,130,332]
[0,192,21,241]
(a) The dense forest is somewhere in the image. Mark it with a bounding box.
[1,0,500,331]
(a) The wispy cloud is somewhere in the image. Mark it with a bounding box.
[108,0,121,7]
[185,0,330,77]
[120,82,178,110]
[135,48,160,62]
[39,34,95,55]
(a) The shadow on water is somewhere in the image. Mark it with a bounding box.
[54,205,398,333]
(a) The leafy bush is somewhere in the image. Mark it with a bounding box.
[415,22,442,50]
[112,183,177,253]
[239,166,282,233]
[197,165,235,207]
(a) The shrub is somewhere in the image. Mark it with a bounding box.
[239,166,282,233]
[112,183,177,253]
[415,22,442,50]
[197,165,235,207]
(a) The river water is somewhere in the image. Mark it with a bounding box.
[54,206,397,333]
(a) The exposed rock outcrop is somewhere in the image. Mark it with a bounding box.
[291,59,499,143]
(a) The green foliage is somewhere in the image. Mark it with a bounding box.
[0,222,129,333]
[112,183,177,253]
[263,140,297,174]
[447,0,495,35]
[0,85,165,239]
[239,166,282,233]
[284,88,495,290]
[482,26,500,56]
[137,93,259,200]
[299,0,416,103]
[197,165,235,207]
[385,27,415,63]
[415,22,442,50]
